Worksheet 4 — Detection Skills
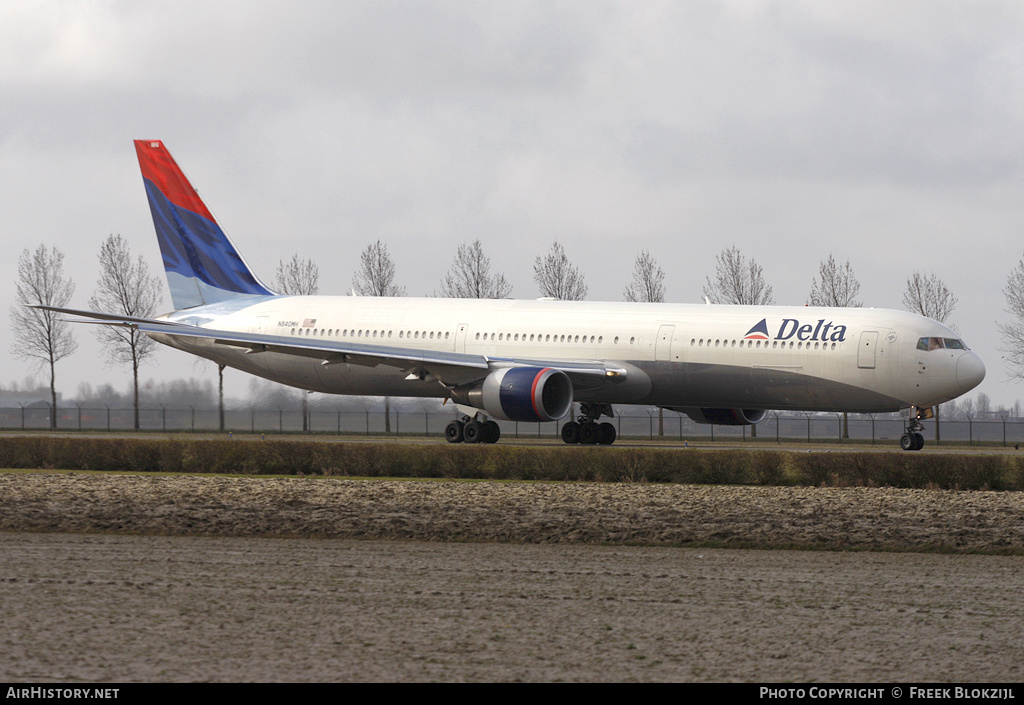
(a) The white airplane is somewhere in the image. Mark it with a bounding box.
[44,140,985,450]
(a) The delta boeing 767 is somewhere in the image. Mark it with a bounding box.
[40,140,985,450]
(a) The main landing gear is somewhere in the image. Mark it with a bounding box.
[561,402,617,445]
[899,407,931,451]
[445,415,500,444]
[444,403,620,446]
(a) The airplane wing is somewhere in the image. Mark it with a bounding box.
[35,306,627,389]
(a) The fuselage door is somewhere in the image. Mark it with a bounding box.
[656,324,675,362]
[858,330,878,369]
[455,323,468,353]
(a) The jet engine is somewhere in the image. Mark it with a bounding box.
[673,407,769,426]
[451,367,573,422]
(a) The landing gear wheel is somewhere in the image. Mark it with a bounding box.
[482,420,500,444]
[900,432,926,451]
[579,422,599,445]
[598,422,616,445]
[463,420,482,444]
[561,421,580,444]
[445,420,464,443]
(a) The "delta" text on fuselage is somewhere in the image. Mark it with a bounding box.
[776,319,848,342]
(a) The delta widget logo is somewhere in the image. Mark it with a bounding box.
[743,319,771,340]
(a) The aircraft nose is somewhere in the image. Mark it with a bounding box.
[957,352,985,393]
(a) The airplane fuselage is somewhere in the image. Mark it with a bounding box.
[153,295,984,416]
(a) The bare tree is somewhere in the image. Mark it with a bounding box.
[534,241,588,300]
[902,271,957,442]
[623,250,666,303]
[701,246,772,436]
[438,240,512,299]
[702,246,774,305]
[275,254,320,295]
[274,254,319,430]
[352,240,405,296]
[623,249,667,434]
[351,239,404,432]
[88,234,163,430]
[218,363,226,432]
[976,392,991,417]
[998,255,1024,380]
[9,244,78,428]
[902,271,957,323]
[809,255,862,307]
[808,254,863,438]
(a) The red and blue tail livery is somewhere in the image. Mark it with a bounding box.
[134,140,274,309]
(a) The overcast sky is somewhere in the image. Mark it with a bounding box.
[3,0,1023,409]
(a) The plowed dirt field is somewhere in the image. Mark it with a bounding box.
[2,473,1022,682]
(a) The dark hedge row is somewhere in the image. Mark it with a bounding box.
[2,436,1023,490]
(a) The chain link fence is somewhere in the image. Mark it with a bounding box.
[3,404,1024,446]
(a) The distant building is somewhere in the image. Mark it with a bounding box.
[0,387,62,408]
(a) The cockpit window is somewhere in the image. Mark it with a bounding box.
[917,337,968,351]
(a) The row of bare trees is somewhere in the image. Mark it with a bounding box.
[10,236,161,429]
[283,238,659,304]
[340,240,969,348]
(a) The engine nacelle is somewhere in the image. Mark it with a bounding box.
[451,367,573,422]
[672,407,769,426]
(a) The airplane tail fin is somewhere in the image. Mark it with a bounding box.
[134,140,275,310]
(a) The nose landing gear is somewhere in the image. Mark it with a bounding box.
[899,407,932,451]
